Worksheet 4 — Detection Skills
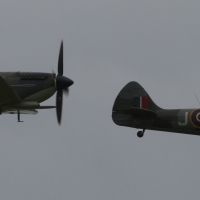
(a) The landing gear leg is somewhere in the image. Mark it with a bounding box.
[137,129,145,138]
[17,110,23,122]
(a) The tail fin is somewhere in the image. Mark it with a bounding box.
[112,81,161,112]
[112,82,161,127]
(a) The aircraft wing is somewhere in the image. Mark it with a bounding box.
[0,75,21,105]
[3,109,38,115]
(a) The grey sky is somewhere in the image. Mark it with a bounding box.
[0,0,200,199]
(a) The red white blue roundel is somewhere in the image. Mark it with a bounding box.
[190,109,200,128]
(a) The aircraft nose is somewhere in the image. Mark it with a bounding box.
[56,75,74,90]
[67,77,74,87]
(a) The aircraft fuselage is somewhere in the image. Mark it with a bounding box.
[1,72,56,103]
[112,81,200,137]
[136,109,200,135]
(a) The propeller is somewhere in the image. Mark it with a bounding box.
[55,40,73,125]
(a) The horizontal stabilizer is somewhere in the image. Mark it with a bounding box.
[123,107,157,117]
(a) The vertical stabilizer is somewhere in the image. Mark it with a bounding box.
[113,81,162,112]
[112,82,162,127]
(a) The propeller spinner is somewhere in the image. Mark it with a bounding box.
[55,41,73,125]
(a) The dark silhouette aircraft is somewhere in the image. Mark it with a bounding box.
[112,82,200,137]
[0,41,73,125]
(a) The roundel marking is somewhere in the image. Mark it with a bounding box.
[197,113,200,122]
[190,109,200,128]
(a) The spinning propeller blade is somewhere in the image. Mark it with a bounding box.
[54,41,73,125]
[58,40,63,76]
[56,90,63,125]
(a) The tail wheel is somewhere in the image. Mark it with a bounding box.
[137,129,145,138]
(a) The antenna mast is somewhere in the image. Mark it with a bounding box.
[195,94,200,106]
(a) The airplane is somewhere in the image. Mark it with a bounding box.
[0,41,73,125]
[112,81,200,137]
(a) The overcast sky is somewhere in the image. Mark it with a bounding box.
[0,1,200,199]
